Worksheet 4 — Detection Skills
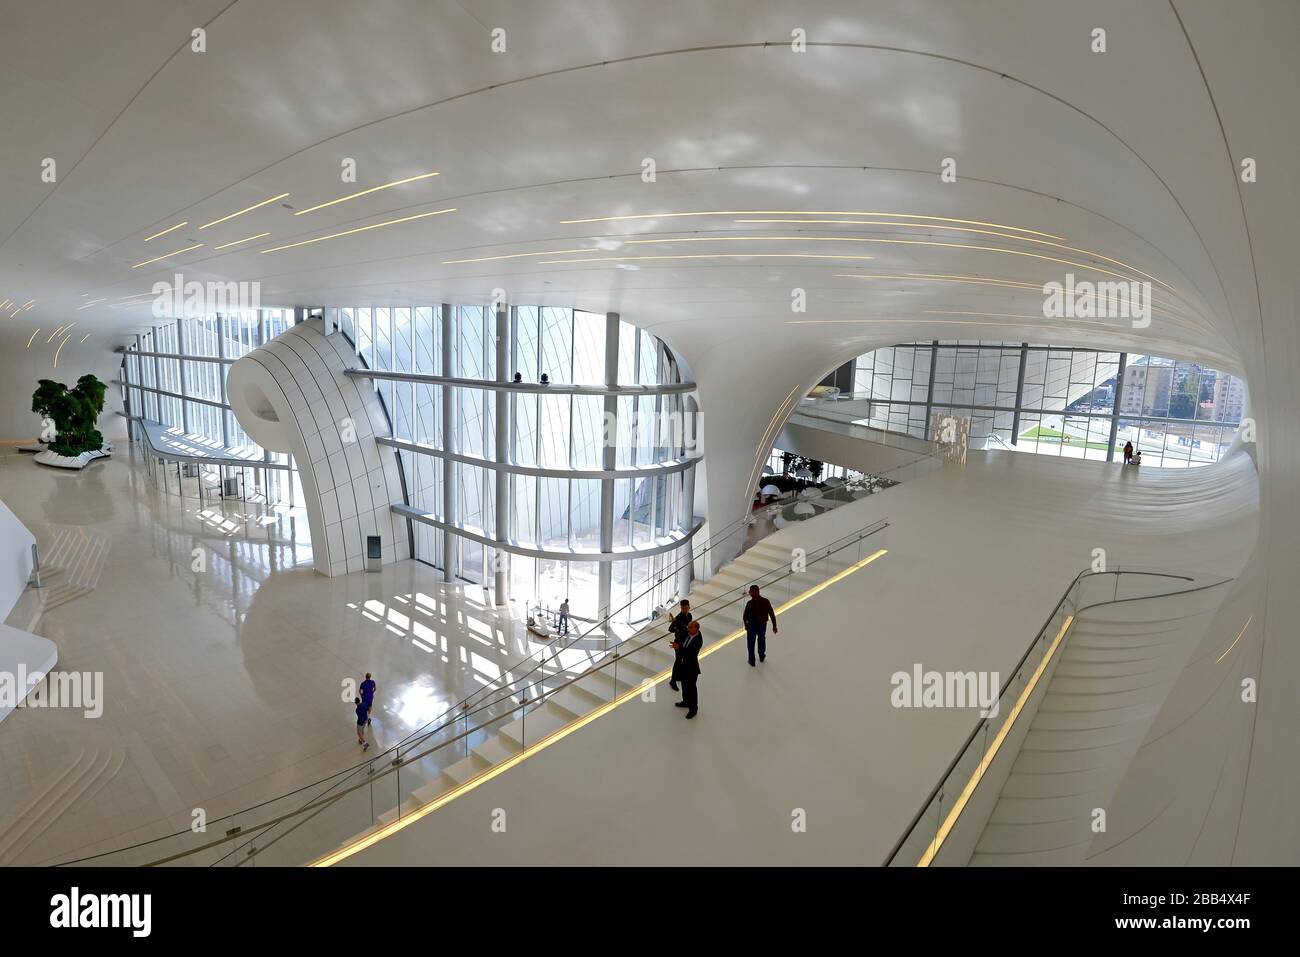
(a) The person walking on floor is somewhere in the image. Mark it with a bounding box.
[354,696,370,750]
[558,598,570,634]
[673,620,703,719]
[1123,440,1134,465]
[742,584,778,667]
[359,672,376,726]
[668,599,692,692]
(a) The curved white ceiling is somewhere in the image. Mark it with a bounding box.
[2,0,1297,865]
[0,0,1268,383]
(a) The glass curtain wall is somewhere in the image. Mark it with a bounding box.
[851,341,1246,468]
[328,304,700,625]
[120,308,304,507]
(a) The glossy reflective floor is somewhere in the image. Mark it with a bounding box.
[0,444,576,865]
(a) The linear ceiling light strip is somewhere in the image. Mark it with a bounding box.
[560,210,1065,241]
[143,221,187,242]
[295,172,440,215]
[132,244,204,268]
[260,208,456,253]
[739,219,1170,289]
[199,193,290,230]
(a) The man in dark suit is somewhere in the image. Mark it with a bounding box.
[673,620,703,719]
[667,599,692,692]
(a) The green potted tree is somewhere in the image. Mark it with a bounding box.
[30,375,111,469]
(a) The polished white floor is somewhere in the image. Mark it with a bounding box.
[343,449,1260,866]
[0,446,582,865]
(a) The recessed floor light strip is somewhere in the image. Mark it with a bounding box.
[76,298,106,310]
[561,210,1065,240]
[143,221,187,242]
[916,613,1074,867]
[261,208,456,253]
[48,322,74,342]
[214,232,271,250]
[295,172,440,215]
[26,328,40,348]
[132,244,204,268]
[199,193,289,229]
[311,547,889,867]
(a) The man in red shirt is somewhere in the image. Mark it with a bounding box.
[742,585,778,667]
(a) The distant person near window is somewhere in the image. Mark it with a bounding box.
[558,598,570,634]
[1123,440,1134,465]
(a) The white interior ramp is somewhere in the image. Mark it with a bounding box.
[970,583,1230,866]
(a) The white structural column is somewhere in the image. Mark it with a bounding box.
[596,312,620,622]
[678,392,699,598]
[493,304,509,603]
[226,317,407,577]
[440,303,455,583]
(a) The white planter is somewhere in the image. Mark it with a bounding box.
[32,445,112,470]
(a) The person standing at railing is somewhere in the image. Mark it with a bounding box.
[673,620,703,719]
[667,599,692,693]
[558,598,570,634]
[742,584,778,667]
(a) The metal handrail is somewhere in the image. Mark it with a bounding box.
[201,497,789,863]
[61,515,888,867]
[226,518,891,867]
[53,495,807,866]
[882,567,1234,866]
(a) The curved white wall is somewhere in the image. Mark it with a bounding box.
[227,318,407,577]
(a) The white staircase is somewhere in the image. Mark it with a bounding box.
[968,585,1223,866]
[355,536,861,839]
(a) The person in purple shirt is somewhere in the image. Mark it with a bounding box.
[359,673,376,726]
[354,697,370,750]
